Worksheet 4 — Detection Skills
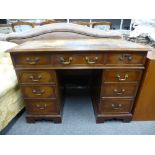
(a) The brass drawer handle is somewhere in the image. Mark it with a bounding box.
[116,74,128,81]
[29,75,42,82]
[111,103,122,110]
[60,57,73,65]
[85,57,98,64]
[26,57,40,65]
[36,104,47,110]
[119,54,132,62]
[32,89,45,96]
[113,88,125,95]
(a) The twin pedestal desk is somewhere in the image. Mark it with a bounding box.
[8,39,149,123]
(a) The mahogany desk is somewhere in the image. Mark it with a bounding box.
[8,39,149,123]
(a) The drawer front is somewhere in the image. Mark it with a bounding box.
[12,53,51,66]
[102,70,143,82]
[99,99,133,114]
[21,86,56,98]
[52,53,105,66]
[101,83,138,98]
[25,99,59,115]
[106,53,146,65]
[17,70,56,84]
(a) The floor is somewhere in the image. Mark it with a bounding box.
[2,90,155,135]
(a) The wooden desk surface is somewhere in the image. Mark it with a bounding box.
[8,39,149,52]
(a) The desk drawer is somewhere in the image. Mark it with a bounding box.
[25,99,59,115]
[101,83,138,98]
[99,99,133,114]
[12,53,51,66]
[21,85,56,98]
[52,53,105,66]
[106,53,146,65]
[17,70,56,84]
[102,69,143,82]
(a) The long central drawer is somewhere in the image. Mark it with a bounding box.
[52,53,105,66]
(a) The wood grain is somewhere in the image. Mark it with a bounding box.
[8,39,148,123]
[7,39,149,53]
[133,58,155,120]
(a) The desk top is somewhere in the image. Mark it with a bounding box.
[8,38,149,53]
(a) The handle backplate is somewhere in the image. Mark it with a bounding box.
[116,74,128,81]
[60,57,73,65]
[32,89,45,96]
[26,57,40,65]
[119,54,132,62]
[29,75,42,82]
[85,57,98,64]
[113,88,125,95]
[111,103,122,110]
[36,104,47,110]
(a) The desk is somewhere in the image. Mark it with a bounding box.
[8,39,148,123]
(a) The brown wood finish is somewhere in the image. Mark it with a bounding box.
[16,70,56,84]
[99,99,133,114]
[11,21,35,32]
[7,39,148,52]
[25,99,59,115]
[8,39,148,123]
[133,58,155,120]
[102,69,143,83]
[12,53,51,66]
[21,85,56,99]
[16,67,62,123]
[11,52,146,69]
[40,20,58,26]
[26,115,62,123]
[92,21,112,29]
[73,21,112,29]
[105,53,146,66]
[101,83,138,98]
[52,53,105,66]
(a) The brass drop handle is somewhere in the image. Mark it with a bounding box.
[85,57,98,64]
[60,57,73,65]
[29,75,42,82]
[111,103,122,110]
[36,104,47,110]
[113,88,125,95]
[26,57,40,65]
[32,89,45,96]
[119,54,132,61]
[116,74,128,81]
